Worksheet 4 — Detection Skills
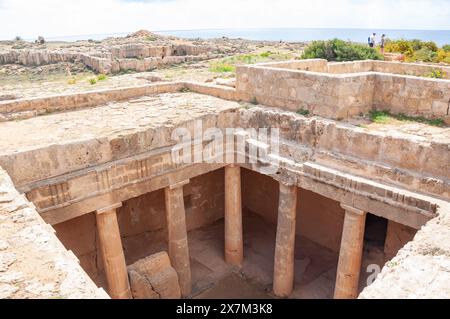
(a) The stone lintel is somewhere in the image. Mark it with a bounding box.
[96,202,123,215]
[169,179,190,190]
[340,204,366,216]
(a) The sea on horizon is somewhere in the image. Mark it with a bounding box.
[27,28,450,46]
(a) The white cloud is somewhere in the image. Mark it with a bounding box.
[0,0,449,39]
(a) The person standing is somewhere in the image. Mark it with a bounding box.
[380,34,386,53]
[369,33,377,48]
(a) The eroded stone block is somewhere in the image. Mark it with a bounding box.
[128,251,181,299]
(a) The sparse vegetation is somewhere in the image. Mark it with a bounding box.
[301,39,384,61]
[88,78,97,85]
[297,108,310,116]
[240,102,257,110]
[387,261,399,268]
[67,78,77,85]
[385,39,450,64]
[424,69,445,79]
[178,87,191,93]
[250,97,258,105]
[209,62,236,73]
[145,35,157,42]
[14,36,23,41]
[97,74,107,81]
[209,51,295,73]
[369,110,445,127]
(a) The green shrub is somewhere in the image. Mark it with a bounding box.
[238,54,259,64]
[410,48,437,62]
[301,39,383,62]
[260,51,272,58]
[437,49,450,64]
[97,74,107,81]
[409,39,438,52]
[297,109,310,116]
[385,39,414,57]
[88,78,97,85]
[209,62,235,73]
[384,39,450,63]
[145,35,157,41]
[424,69,446,79]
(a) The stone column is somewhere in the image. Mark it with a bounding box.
[334,204,367,299]
[96,203,132,299]
[225,165,244,266]
[273,183,298,297]
[165,180,192,298]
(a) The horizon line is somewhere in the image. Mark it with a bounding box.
[4,26,450,42]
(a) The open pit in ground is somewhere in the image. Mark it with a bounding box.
[0,60,449,299]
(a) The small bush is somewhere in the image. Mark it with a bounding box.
[301,39,383,61]
[409,39,438,52]
[410,48,437,62]
[238,54,259,64]
[145,35,157,41]
[424,69,445,79]
[209,62,235,73]
[97,74,107,81]
[384,39,449,63]
[260,51,272,58]
[385,39,414,57]
[67,78,77,85]
[297,109,310,116]
[88,78,97,85]
[437,49,450,64]
[14,36,23,41]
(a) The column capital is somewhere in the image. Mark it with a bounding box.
[279,181,297,191]
[96,202,123,215]
[341,204,366,216]
[168,179,190,190]
[227,164,240,169]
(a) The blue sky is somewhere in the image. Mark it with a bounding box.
[0,0,449,39]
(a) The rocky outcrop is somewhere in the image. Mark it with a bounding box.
[0,43,217,74]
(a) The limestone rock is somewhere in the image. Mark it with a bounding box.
[0,240,9,251]
[215,78,236,88]
[0,284,18,298]
[128,251,181,299]
[0,272,24,284]
[0,252,16,272]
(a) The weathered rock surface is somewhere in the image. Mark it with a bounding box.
[0,167,108,299]
[128,251,181,299]
[360,203,450,299]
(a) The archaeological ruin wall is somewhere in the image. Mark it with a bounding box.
[236,59,450,121]
[0,59,449,299]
